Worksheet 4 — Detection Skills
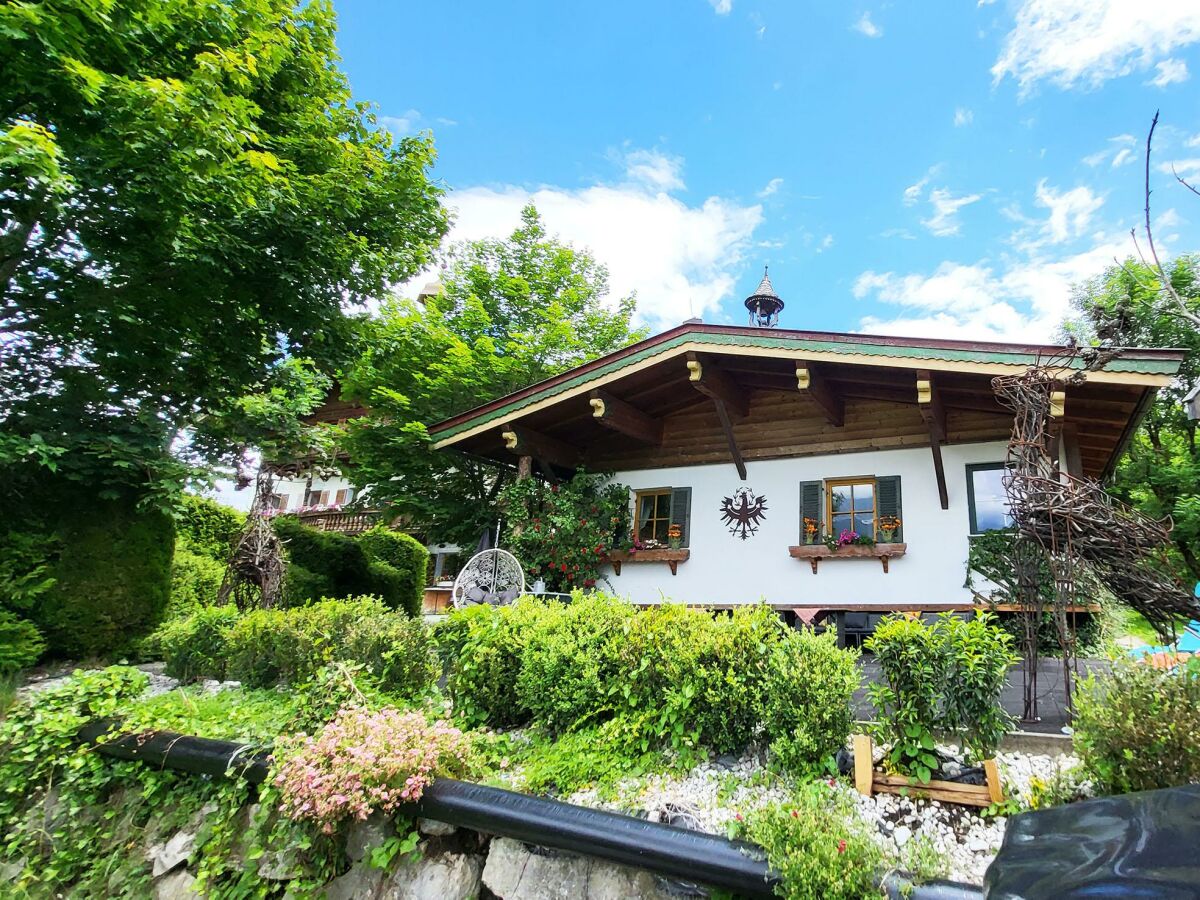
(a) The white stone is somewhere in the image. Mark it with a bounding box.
[323,860,386,900]
[417,817,457,837]
[148,831,194,877]
[154,868,199,900]
[381,850,483,900]
[346,812,395,862]
[893,826,912,849]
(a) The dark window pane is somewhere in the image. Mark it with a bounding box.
[831,489,851,512]
[832,513,853,535]
[854,513,874,534]
[971,467,1012,533]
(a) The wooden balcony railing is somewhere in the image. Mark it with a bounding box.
[295,509,379,535]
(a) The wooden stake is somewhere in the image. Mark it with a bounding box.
[853,734,874,797]
[983,758,1004,804]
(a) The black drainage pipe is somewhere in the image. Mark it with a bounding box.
[76,720,777,896]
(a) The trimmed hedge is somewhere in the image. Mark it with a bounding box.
[176,494,243,561]
[34,493,174,659]
[165,547,225,619]
[0,611,47,675]
[272,518,427,615]
[439,594,861,769]
[154,598,437,698]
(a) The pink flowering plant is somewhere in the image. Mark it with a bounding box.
[273,707,477,833]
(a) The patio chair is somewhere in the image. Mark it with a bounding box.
[451,548,526,608]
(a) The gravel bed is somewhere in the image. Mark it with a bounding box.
[565,744,1083,886]
[17,662,239,701]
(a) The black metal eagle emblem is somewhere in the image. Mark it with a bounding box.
[720,487,768,540]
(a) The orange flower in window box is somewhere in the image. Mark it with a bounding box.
[667,523,683,550]
[802,516,819,544]
[878,515,902,543]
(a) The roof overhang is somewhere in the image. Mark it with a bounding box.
[429,324,1183,449]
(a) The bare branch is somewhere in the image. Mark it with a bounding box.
[1137,111,1200,329]
[1173,165,1200,201]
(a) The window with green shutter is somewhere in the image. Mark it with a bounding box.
[668,487,691,547]
[875,475,903,542]
[633,486,691,546]
[799,480,823,543]
[799,476,903,542]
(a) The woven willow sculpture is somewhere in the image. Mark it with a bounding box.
[217,468,288,610]
[992,349,1198,718]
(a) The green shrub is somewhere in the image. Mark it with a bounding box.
[760,629,860,774]
[938,613,1019,762]
[441,601,545,728]
[158,597,438,697]
[740,784,886,900]
[0,612,46,674]
[165,546,225,619]
[35,493,174,658]
[154,605,239,681]
[176,493,243,561]
[272,519,426,615]
[516,594,632,734]
[358,527,427,616]
[1074,658,1200,795]
[867,612,1016,778]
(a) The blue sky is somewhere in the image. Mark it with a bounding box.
[334,0,1200,342]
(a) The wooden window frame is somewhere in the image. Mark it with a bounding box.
[634,487,673,543]
[825,476,878,540]
[966,462,1010,536]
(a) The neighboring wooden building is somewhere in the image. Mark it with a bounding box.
[428,294,1182,618]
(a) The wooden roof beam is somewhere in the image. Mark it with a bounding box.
[500,424,580,471]
[917,370,949,510]
[795,361,844,427]
[589,390,663,445]
[685,352,750,419]
[686,352,748,479]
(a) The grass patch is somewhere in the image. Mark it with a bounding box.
[122,686,299,745]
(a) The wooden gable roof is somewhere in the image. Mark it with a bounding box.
[427,323,1183,480]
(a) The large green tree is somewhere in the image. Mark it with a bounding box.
[340,204,647,547]
[1071,256,1200,582]
[1,0,447,498]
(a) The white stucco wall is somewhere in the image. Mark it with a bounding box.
[272,472,358,512]
[603,440,1009,608]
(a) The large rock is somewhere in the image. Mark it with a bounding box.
[482,838,681,900]
[154,868,200,900]
[323,860,386,900]
[347,812,396,863]
[148,830,194,877]
[380,849,484,900]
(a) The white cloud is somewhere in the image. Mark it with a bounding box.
[853,234,1133,341]
[1187,133,1200,148]
[1082,133,1136,167]
[1147,57,1189,87]
[434,173,763,331]
[818,234,834,252]
[757,177,784,198]
[992,0,1200,93]
[852,12,882,38]
[954,107,974,127]
[903,166,940,206]
[1157,158,1200,180]
[1110,147,1134,168]
[709,0,732,14]
[1032,180,1104,243]
[921,188,983,236]
[620,148,686,192]
[379,109,423,134]
[757,24,766,39]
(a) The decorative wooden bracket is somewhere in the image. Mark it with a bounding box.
[589,390,663,445]
[916,370,949,510]
[687,352,749,480]
[795,361,844,427]
[499,424,580,471]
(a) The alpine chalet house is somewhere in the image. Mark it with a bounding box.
[428,273,1182,631]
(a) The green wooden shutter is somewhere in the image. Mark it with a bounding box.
[668,487,692,547]
[799,480,823,540]
[876,475,903,540]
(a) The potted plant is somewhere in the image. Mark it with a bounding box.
[667,523,682,550]
[878,515,901,543]
[802,516,819,545]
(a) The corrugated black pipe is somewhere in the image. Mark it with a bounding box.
[76,721,983,899]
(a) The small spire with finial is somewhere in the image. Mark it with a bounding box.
[744,265,784,328]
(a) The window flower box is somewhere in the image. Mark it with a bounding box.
[787,542,907,574]
[604,548,690,576]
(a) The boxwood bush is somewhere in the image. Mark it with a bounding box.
[357,527,427,617]
[154,598,437,698]
[441,594,860,768]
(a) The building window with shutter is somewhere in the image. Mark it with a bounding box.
[800,475,902,543]
[633,487,691,547]
[827,477,875,538]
